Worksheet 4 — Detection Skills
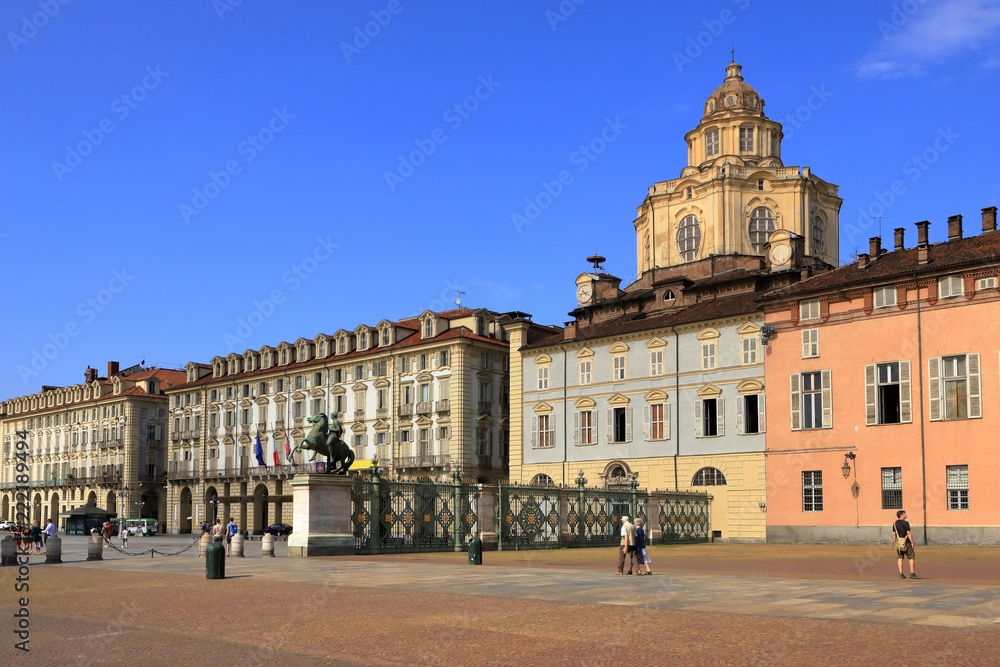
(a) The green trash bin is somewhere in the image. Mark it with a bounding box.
[206,541,226,579]
[468,536,482,565]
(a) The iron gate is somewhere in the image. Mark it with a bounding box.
[658,492,710,542]
[496,483,562,549]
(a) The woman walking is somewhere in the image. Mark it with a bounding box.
[635,518,652,575]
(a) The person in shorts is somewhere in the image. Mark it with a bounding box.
[120,525,129,549]
[635,518,652,575]
[226,517,238,556]
[893,509,919,579]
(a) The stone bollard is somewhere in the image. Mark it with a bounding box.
[1,535,16,566]
[87,534,103,561]
[231,533,245,557]
[198,533,212,558]
[261,532,275,557]
[45,534,62,564]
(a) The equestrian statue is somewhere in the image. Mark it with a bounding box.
[289,412,355,474]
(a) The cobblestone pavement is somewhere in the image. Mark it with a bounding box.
[3,537,1000,665]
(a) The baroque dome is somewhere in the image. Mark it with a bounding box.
[703,62,764,119]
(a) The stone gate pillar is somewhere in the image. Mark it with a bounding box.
[477,485,498,551]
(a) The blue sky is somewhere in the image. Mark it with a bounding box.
[2,0,999,399]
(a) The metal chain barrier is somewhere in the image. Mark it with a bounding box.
[103,534,203,558]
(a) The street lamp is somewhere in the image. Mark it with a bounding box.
[208,499,218,524]
[841,452,856,479]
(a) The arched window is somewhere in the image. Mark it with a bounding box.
[692,467,727,486]
[530,473,554,486]
[748,207,775,254]
[607,465,628,484]
[677,215,701,261]
[812,215,825,255]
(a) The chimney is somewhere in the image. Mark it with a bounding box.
[857,252,869,269]
[564,321,577,339]
[108,361,120,378]
[983,206,998,234]
[84,366,97,383]
[894,227,905,251]
[869,236,882,258]
[947,214,963,241]
[916,220,930,247]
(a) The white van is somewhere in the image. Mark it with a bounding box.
[125,519,158,536]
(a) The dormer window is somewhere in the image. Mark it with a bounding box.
[359,331,368,350]
[338,338,346,355]
[424,319,434,338]
[476,317,487,336]
[705,129,719,158]
[381,329,390,346]
[739,127,754,152]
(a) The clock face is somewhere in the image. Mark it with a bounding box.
[576,284,593,303]
[769,243,792,266]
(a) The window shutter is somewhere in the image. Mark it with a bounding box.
[736,395,744,435]
[665,403,671,440]
[607,409,613,441]
[790,373,802,431]
[573,412,581,446]
[864,364,877,426]
[821,370,833,428]
[968,353,982,419]
[928,357,942,421]
[642,405,650,440]
[530,417,537,448]
[625,407,633,442]
[899,360,912,423]
[693,400,703,438]
[716,398,725,437]
[758,393,766,433]
[801,330,810,358]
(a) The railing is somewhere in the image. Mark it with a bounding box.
[96,439,122,449]
[137,472,166,483]
[354,409,366,421]
[477,401,492,414]
[274,419,285,430]
[256,422,267,433]
[400,404,414,417]
[435,399,450,412]
[416,401,432,415]
[396,454,450,468]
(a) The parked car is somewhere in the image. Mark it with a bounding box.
[0,520,14,531]
[264,523,292,536]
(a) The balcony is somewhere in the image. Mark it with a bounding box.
[96,439,122,450]
[256,422,267,433]
[400,404,414,417]
[354,409,366,421]
[416,401,433,415]
[435,399,450,413]
[293,416,305,428]
[478,401,492,414]
[396,454,450,468]
[167,466,199,481]
[224,426,234,436]
[170,431,180,441]
[274,419,285,430]
[376,407,389,419]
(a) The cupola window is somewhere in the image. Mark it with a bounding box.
[748,207,775,254]
[677,215,701,262]
[739,127,754,152]
[705,129,719,157]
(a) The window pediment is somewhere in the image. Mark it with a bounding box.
[736,379,764,394]
[575,397,596,409]
[416,373,434,383]
[351,383,367,392]
[697,384,722,398]
[736,322,762,335]
[576,347,594,358]
[534,354,552,365]
[373,379,390,389]
[415,415,433,427]
[532,402,553,415]
[608,342,629,354]
[697,328,720,341]
[644,389,667,402]
[351,422,368,433]
[645,337,666,348]
[254,397,268,407]
[608,393,631,406]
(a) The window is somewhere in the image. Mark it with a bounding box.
[692,467,726,486]
[333,369,344,383]
[705,129,719,157]
[790,371,831,430]
[276,378,285,392]
[757,179,764,192]
[874,286,896,309]
[424,319,434,338]
[399,430,410,443]
[738,394,765,434]
[439,350,450,367]
[354,364,366,381]
[696,397,722,437]
[938,274,964,299]
[533,414,553,448]
[748,207,775,254]
[338,338,346,354]
[930,354,980,421]
[802,371,823,429]
[739,126,754,152]
[313,372,323,387]
[812,215,825,254]
[685,186,693,199]
[400,356,410,373]
[866,361,911,425]
[741,336,758,365]
[530,473,554,486]
[334,395,344,414]
[881,467,902,510]
[646,403,667,440]
[649,349,664,376]
[359,331,368,350]
[537,366,549,390]
[677,215,701,261]
[258,382,267,395]
[612,354,627,380]
[579,359,592,385]
[293,402,303,418]
[479,352,489,369]
[373,360,387,377]
[382,329,390,346]
[801,329,819,358]
[946,465,969,510]
[802,471,823,512]
[476,317,487,336]
[609,406,632,443]
[701,342,717,370]
[576,410,593,445]
[799,299,820,321]
[770,132,778,156]
[977,276,997,290]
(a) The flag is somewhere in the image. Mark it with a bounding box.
[271,433,280,466]
[284,430,295,465]
[254,432,266,467]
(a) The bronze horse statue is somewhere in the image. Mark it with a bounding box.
[289,413,355,475]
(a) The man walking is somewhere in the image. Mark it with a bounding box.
[42,519,56,553]
[226,517,238,556]
[616,515,640,575]
[893,510,919,579]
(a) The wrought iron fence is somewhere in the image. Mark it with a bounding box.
[658,491,710,542]
[567,486,647,546]
[352,473,478,554]
[496,483,561,549]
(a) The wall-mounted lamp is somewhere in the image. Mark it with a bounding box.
[758,501,767,512]
[841,452,856,479]
[760,324,776,346]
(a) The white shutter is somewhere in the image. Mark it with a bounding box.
[968,353,982,419]
[573,411,580,446]
[801,330,811,358]
[693,400,703,438]
[625,407,633,442]
[899,361,912,423]
[607,409,613,442]
[789,373,802,431]
[864,364,877,426]
[593,409,598,442]
[665,403,671,440]
[821,370,833,429]
[530,416,537,448]
[736,395,744,435]
[642,405,650,440]
[757,393,766,433]
[928,357,942,421]
[716,398,725,437]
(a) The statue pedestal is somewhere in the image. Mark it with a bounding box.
[287,474,355,557]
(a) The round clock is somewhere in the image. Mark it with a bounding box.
[769,243,792,266]
[577,284,593,302]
